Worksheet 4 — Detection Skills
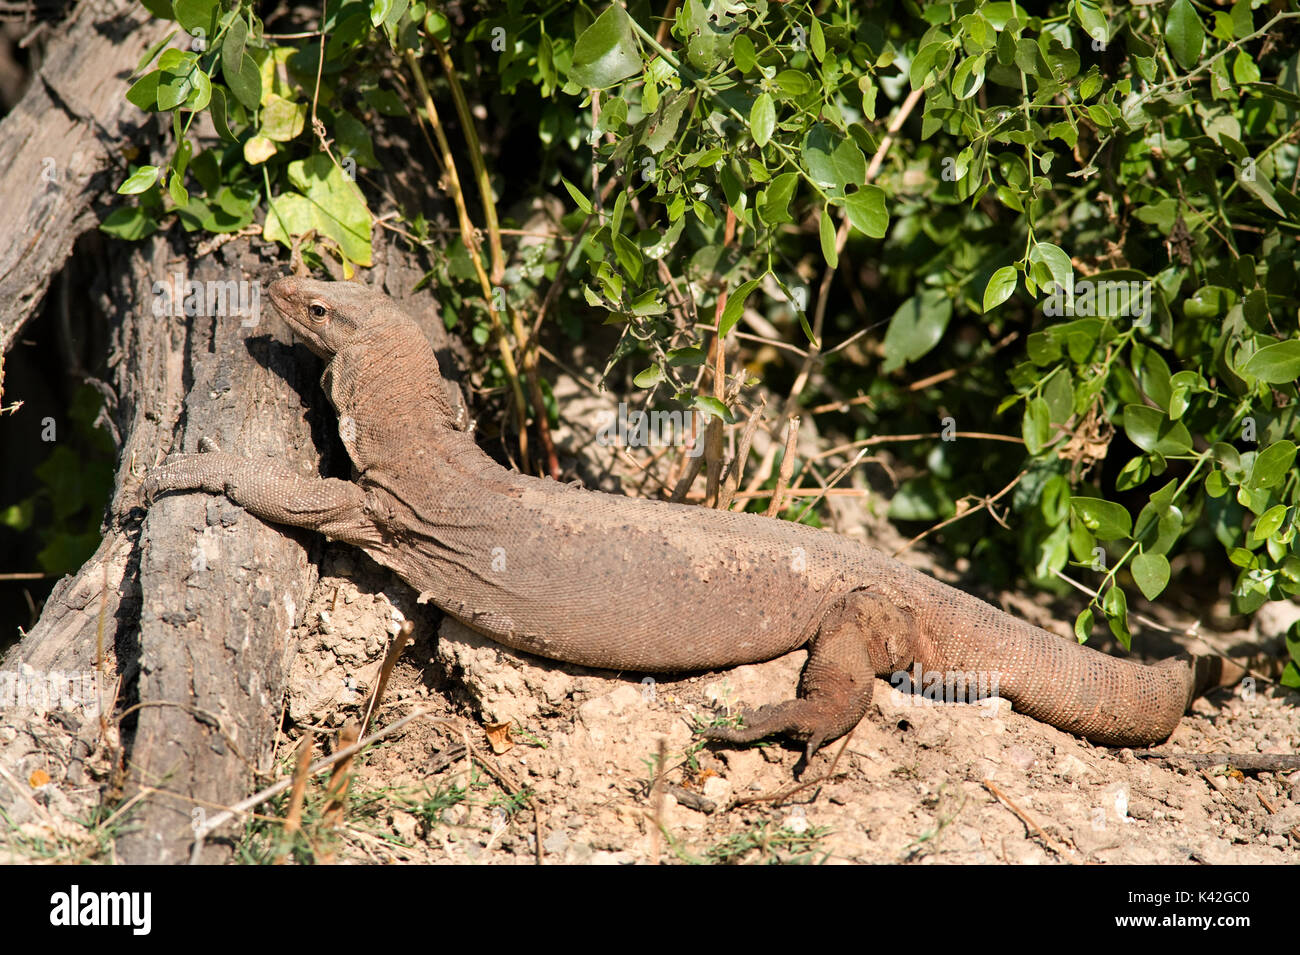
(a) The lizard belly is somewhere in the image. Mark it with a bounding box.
[383,498,847,673]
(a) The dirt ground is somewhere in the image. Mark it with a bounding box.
[1,374,1297,865]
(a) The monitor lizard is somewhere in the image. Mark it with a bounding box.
[142,276,1239,759]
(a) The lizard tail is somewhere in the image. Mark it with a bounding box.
[918,595,1242,746]
[1190,653,1248,702]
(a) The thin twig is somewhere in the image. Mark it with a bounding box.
[404,50,530,467]
[431,38,560,477]
[765,416,801,517]
[362,620,413,734]
[729,729,857,808]
[983,779,1076,861]
[892,469,1028,557]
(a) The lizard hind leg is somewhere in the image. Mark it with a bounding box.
[702,588,916,759]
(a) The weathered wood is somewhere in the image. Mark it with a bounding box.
[0,0,170,353]
[116,248,326,864]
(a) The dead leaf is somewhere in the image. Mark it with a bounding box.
[485,722,513,754]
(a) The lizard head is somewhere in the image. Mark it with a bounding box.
[268,275,460,430]
[268,276,404,359]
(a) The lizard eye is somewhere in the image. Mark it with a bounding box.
[308,303,328,320]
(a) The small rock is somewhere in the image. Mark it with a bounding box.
[702,775,733,804]
[390,810,419,844]
[1005,745,1037,772]
[590,850,634,865]
[543,829,570,855]
[720,746,763,780]
[1055,754,1091,781]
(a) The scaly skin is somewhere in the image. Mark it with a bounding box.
[143,277,1232,757]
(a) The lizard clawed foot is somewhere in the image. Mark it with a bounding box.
[141,439,226,505]
[700,700,832,753]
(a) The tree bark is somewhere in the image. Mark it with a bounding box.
[0,0,171,355]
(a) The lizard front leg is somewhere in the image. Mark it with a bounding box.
[702,588,916,759]
[143,451,382,547]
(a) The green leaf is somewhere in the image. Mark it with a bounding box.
[99,206,159,240]
[633,366,664,388]
[775,69,813,97]
[166,171,188,207]
[1122,405,1192,455]
[809,17,825,61]
[1071,497,1132,541]
[757,172,798,226]
[1029,241,1072,292]
[126,70,161,111]
[225,52,262,111]
[1116,454,1152,492]
[801,123,867,191]
[692,395,734,424]
[209,86,236,142]
[1074,606,1093,643]
[560,178,593,214]
[1251,504,1288,542]
[843,185,888,238]
[118,165,160,195]
[982,266,1017,312]
[732,33,756,73]
[613,233,643,282]
[642,215,685,260]
[1247,440,1297,490]
[888,475,955,522]
[267,153,373,266]
[174,0,217,34]
[1205,469,1230,498]
[1073,0,1108,42]
[750,92,775,148]
[1021,397,1051,455]
[134,29,177,75]
[881,288,952,373]
[818,206,838,269]
[953,54,986,100]
[1287,621,1300,670]
[666,346,706,366]
[1132,552,1170,601]
[570,4,642,89]
[1242,339,1300,383]
[1102,584,1131,650]
[910,41,944,89]
[718,277,763,337]
[1165,0,1205,71]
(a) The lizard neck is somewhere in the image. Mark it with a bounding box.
[325,323,459,440]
